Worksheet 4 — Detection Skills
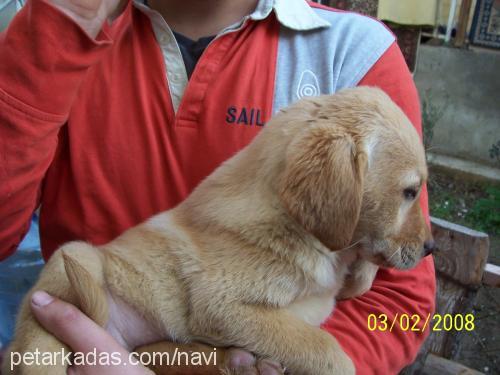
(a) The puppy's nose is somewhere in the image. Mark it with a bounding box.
[423,240,436,256]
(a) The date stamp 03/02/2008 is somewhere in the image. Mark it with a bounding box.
[366,313,475,333]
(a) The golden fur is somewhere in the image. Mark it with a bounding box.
[4,87,431,375]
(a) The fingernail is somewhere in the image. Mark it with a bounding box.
[259,359,286,374]
[32,291,54,307]
[227,350,256,368]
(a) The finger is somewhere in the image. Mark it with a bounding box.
[257,359,285,375]
[234,366,258,375]
[135,341,224,374]
[30,290,127,356]
[224,348,256,368]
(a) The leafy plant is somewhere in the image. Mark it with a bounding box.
[421,90,447,149]
[489,140,500,166]
[468,187,500,235]
[428,174,500,236]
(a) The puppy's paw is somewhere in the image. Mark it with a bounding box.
[337,279,372,300]
[337,261,378,300]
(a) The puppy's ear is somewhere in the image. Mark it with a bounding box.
[279,123,367,250]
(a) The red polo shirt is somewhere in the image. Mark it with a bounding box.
[0,1,435,373]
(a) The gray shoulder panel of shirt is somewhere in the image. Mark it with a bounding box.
[273,7,395,114]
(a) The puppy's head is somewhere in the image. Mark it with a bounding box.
[278,87,432,270]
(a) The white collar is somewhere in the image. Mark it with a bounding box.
[134,0,331,32]
[250,0,331,30]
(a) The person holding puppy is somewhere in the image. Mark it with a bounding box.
[0,0,436,374]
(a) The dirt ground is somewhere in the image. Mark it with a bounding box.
[427,169,500,373]
[459,285,500,373]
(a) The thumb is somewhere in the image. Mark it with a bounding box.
[30,290,122,355]
[31,291,152,374]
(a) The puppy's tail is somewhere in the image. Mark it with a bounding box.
[62,251,109,327]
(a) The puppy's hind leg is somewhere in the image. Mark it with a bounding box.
[2,242,107,375]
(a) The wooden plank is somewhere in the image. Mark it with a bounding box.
[454,0,473,47]
[400,276,479,374]
[401,219,489,374]
[422,353,483,375]
[483,263,500,287]
[430,277,477,358]
[430,217,489,287]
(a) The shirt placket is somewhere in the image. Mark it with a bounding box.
[174,31,240,128]
[137,4,189,114]
[134,1,264,127]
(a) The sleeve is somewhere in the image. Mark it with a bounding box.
[0,0,114,261]
[321,41,436,375]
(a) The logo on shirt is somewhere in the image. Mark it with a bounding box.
[297,70,320,99]
[226,106,265,126]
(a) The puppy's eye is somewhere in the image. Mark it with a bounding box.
[403,188,418,200]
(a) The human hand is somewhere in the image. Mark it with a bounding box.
[135,341,285,375]
[31,291,284,375]
[48,0,128,37]
[30,290,152,375]
[223,348,285,375]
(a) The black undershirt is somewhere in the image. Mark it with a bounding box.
[143,1,215,79]
[172,31,215,79]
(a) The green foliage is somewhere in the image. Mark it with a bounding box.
[429,195,459,222]
[468,187,500,235]
[421,91,447,149]
[429,193,468,226]
[489,140,500,166]
[430,184,500,235]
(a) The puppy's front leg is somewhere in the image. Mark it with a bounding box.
[337,259,378,300]
[190,304,355,375]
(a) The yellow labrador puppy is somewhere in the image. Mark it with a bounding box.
[4,87,432,375]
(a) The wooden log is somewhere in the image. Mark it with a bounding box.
[400,218,490,374]
[430,217,489,287]
[422,353,484,375]
[483,263,500,287]
[428,277,476,358]
[454,0,473,47]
